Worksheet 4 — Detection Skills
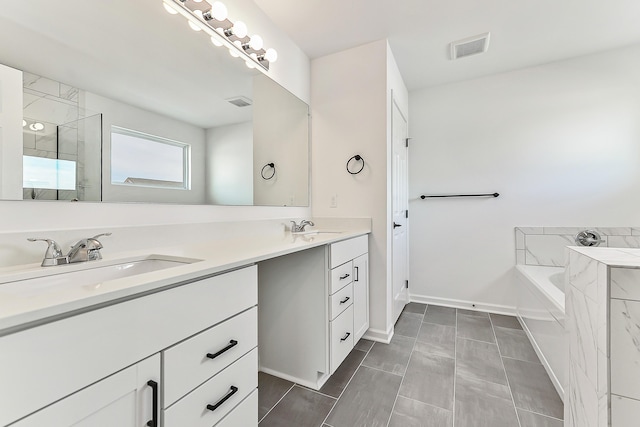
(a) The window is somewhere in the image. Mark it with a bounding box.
[23,156,76,190]
[110,126,190,189]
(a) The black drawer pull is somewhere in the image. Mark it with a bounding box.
[206,386,239,412]
[146,380,158,427]
[339,274,350,280]
[340,296,350,304]
[207,340,238,359]
[355,266,359,282]
[340,332,351,342]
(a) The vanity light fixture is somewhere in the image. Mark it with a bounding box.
[29,122,45,132]
[162,0,278,71]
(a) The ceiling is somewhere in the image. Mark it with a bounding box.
[252,0,640,90]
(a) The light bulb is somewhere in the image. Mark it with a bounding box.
[232,21,248,38]
[194,9,204,20]
[22,119,26,127]
[210,36,223,47]
[188,20,202,31]
[229,48,240,58]
[264,48,278,63]
[29,122,44,131]
[193,0,203,2]
[250,53,258,60]
[209,1,227,21]
[163,2,179,14]
[249,34,263,50]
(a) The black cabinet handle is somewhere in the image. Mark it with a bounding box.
[355,266,359,282]
[340,296,350,304]
[146,380,158,427]
[340,332,351,342]
[393,222,402,228]
[339,274,350,280]
[207,340,238,359]
[206,386,239,412]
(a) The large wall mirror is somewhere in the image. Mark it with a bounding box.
[0,0,309,206]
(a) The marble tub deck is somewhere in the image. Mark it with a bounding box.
[257,303,564,427]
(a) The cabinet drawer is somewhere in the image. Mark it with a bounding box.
[330,282,353,321]
[164,349,258,427]
[330,305,354,374]
[164,307,257,406]
[215,389,258,427]
[330,235,368,269]
[330,261,353,294]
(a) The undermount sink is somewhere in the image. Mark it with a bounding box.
[0,257,198,297]
[292,230,343,236]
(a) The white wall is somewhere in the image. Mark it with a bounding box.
[312,40,408,340]
[206,121,253,205]
[408,44,640,313]
[0,0,310,238]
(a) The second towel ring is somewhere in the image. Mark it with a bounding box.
[346,155,365,175]
[261,163,276,180]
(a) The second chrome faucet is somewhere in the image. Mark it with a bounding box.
[28,233,112,267]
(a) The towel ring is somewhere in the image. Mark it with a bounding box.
[346,155,365,175]
[261,163,276,180]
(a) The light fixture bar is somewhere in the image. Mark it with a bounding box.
[163,0,276,71]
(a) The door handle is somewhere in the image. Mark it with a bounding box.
[146,380,158,427]
[393,222,402,228]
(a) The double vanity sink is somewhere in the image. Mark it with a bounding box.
[0,223,370,427]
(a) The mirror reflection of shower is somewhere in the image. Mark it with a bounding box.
[22,71,102,201]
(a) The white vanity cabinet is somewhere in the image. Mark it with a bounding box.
[0,265,258,427]
[259,234,369,388]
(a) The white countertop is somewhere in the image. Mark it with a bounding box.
[0,227,370,334]
[568,246,640,267]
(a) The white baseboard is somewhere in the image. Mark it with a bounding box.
[409,293,517,316]
[362,326,394,344]
[518,315,565,402]
[258,366,328,391]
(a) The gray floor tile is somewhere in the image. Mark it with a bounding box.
[495,326,540,363]
[490,313,523,330]
[259,385,335,427]
[395,312,423,338]
[456,338,507,385]
[415,322,455,358]
[399,350,455,410]
[457,308,489,318]
[457,314,496,343]
[388,396,452,427]
[362,334,414,375]
[517,409,563,427]
[258,372,294,420]
[320,349,366,398]
[354,338,374,352]
[455,374,520,427]
[325,366,402,427]
[404,302,427,315]
[423,305,456,327]
[503,358,564,419]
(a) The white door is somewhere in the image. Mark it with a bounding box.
[391,97,409,324]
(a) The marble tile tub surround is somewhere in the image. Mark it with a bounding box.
[515,227,640,267]
[0,217,371,270]
[565,246,640,427]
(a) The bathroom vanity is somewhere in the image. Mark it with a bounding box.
[0,226,369,427]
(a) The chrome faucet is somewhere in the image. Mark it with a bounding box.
[290,220,315,233]
[28,233,111,267]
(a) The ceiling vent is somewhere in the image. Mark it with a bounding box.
[226,96,253,107]
[450,32,490,60]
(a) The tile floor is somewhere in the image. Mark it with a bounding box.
[258,303,564,427]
